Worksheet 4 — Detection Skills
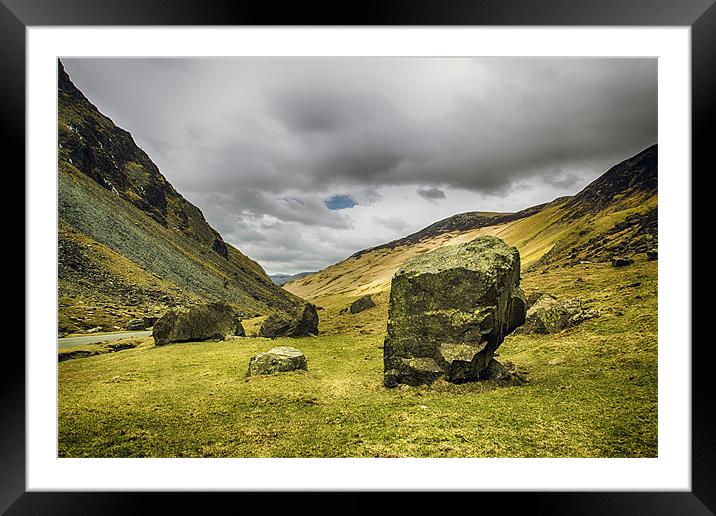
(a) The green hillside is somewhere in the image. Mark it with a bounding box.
[57,60,302,334]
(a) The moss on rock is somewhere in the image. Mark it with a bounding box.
[383,236,526,387]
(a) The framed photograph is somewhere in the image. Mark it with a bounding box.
[9,0,710,513]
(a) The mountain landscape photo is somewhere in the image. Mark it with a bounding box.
[57,57,658,459]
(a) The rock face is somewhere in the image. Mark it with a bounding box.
[383,236,526,387]
[259,303,319,338]
[247,347,308,376]
[152,302,245,346]
[349,295,376,314]
[520,295,596,334]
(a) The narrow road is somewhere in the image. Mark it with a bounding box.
[58,330,152,349]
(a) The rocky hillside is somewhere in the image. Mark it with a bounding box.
[58,60,302,334]
[285,145,658,306]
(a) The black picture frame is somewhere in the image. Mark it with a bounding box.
[7,0,709,513]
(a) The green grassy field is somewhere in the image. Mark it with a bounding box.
[58,260,657,458]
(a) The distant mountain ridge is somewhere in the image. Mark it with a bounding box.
[57,60,302,333]
[285,145,658,303]
[270,272,315,286]
[351,203,552,260]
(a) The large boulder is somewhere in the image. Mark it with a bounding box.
[259,303,319,338]
[519,295,597,334]
[383,235,526,387]
[349,294,376,314]
[152,302,245,346]
[247,347,308,376]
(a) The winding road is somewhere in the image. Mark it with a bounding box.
[58,330,152,349]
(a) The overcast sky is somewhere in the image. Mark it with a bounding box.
[62,58,657,275]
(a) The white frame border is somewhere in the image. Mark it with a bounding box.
[27,26,690,491]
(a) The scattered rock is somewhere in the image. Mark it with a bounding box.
[520,295,597,334]
[247,346,308,376]
[646,249,658,261]
[383,235,526,387]
[525,290,549,309]
[612,256,634,267]
[87,326,102,333]
[152,302,245,346]
[126,316,157,330]
[258,303,319,338]
[349,295,376,314]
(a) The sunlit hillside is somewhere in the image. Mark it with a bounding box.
[285,146,657,314]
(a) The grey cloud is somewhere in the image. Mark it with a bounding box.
[201,189,354,230]
[268,86,397,134]
[417,187,447,202]
[374,216,410,232]
[61,57,657,273]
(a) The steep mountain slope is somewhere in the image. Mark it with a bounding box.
[284,145,657,311]
[57,60,302,334]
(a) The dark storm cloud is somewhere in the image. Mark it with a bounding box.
[268,86,396,134]
[61,57,657,273]
[417,187,447,202]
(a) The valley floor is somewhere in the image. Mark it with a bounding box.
[58,261,657,458]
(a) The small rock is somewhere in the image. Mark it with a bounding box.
[612,256,634,267]
[646,249,658,261]
[247,347,308,376]
[126,318,146,331]
[87,326,102,333]
[349,295,376,314]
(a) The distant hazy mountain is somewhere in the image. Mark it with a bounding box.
[57,60,303,333]
[270,272,316,286]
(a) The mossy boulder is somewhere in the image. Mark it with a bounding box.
[259,303,319,338]
[349,294,376,314]
[383,235,526,387]
[152,302,245,346]
[520,295,597,334]
[247,347,308,376]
